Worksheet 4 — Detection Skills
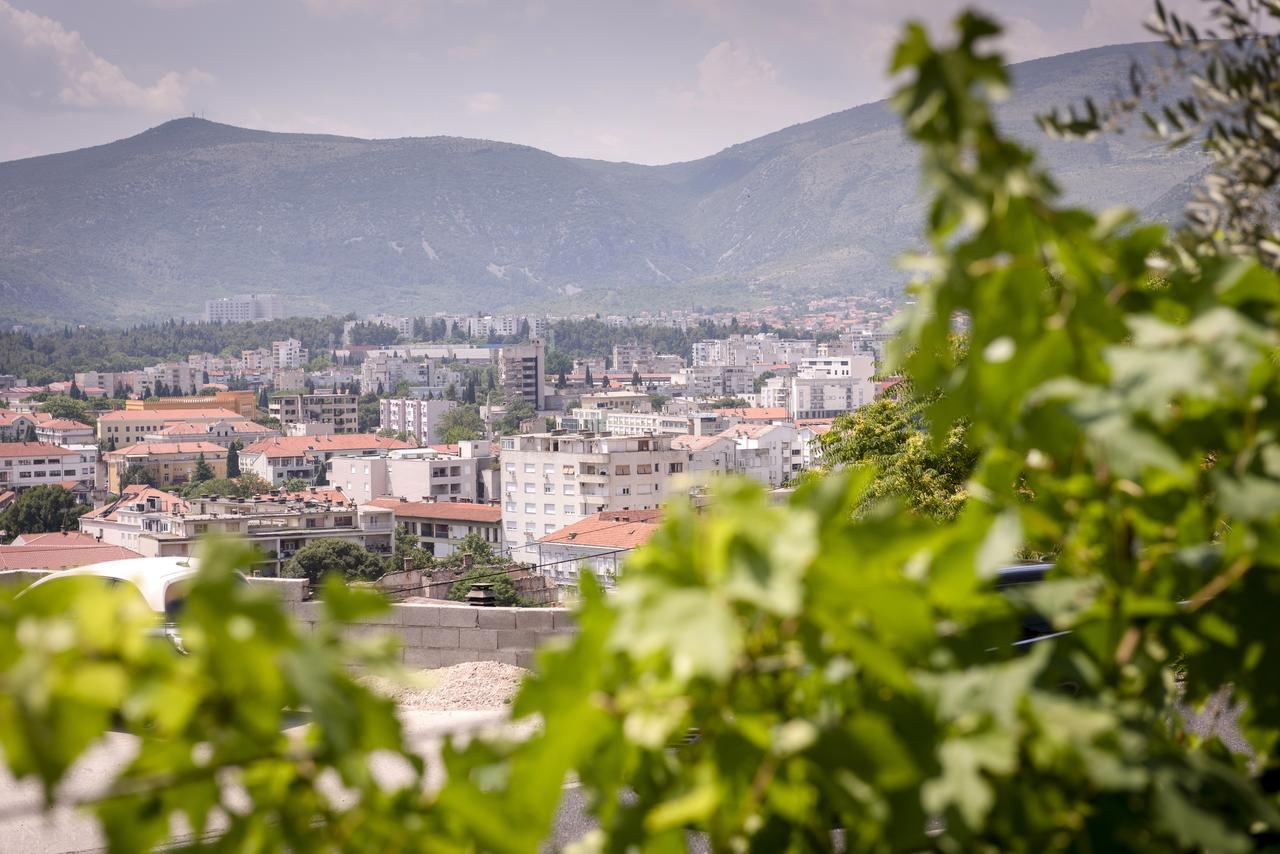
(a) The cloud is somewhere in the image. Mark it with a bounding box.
[462,91,504,114]
[665,40,780,111]
[0,0,209,112]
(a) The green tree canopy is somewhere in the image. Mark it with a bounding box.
[121,464,155,488]
[438,404,485,443]
[0,486,87,541]
[225,440,241,478]
[192,453,214,484]
[279,538,384,584]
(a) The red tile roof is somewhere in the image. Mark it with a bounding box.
[0,410,34,427]
[366,498,501,523]
[241,434,414,459]
[537,510,663,549]
[0,543,142,571]
[35,418,92,430]
[106,441,227,458]
[97,408,244,423]
[11,531,100,547]
[712,406,791,421]
[0,442,80,458]
[261,487,353,506]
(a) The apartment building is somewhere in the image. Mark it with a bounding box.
[367,498,502,557]
[81,487,394,576]
[579,390,652,412]
[377,398,457,445]
[565,409,693,437]
[790,354,875,420]
[104,441,228,492]
[140,362,200,396]
[328,445,486,504]
[239,434,414,486]
[717,423,801,488]
[499,431,688,545]
[272,338,308,370]
[204,294,283,323]
[0,443,93,497]
[498,340,546,409]
[611,343,656,373]
[673,365,754,399]
[97,408,248,443]
[360,353,436,392]
[269,391,359,434]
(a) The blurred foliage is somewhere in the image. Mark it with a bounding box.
[1039,0,1280,268]
[6,7,1280,852]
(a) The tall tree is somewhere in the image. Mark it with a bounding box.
[0,486,87,541]
[192,453,215,484]
[225,441,241,478]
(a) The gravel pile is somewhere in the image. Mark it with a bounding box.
[364,661,528,711]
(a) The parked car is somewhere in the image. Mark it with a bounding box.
[18,556,247,653]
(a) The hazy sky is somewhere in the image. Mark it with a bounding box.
[1,0,1158,165]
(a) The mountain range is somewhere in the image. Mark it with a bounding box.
[0,42,1208,326]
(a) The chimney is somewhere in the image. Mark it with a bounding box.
[466,582,496,607]
[403,556,413,573]
[462,552,475,569]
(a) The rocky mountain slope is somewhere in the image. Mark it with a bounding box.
[0,42,1206,325]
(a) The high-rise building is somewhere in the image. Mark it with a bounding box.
[498,339,546,409]
[204,294,283,324]
[498,431,688,545]
[378,398,457,445]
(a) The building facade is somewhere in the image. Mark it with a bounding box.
[377,397,457,445]
[269,392,359,434]
[499,431,688,546]
[498,340,546,409]
[204,294,283,323]
[367,498,502,557]
[0,443,93,497]
[104,441,228,493]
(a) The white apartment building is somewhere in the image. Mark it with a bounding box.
[140,362,199,396]
[328,444,489,504]
[360,353,435,392]
[499,432,689,545]
[272,339,308,370]
[564,409,693,436]
[692,334,819,368]
[34,418,95,446]
[790,354,875,420]
[80,488,393,576]
[673,365,754,399]
[366,498,503,557]
[204,294,282,323]
[611,343,656,373]
[0,443,94,497]
[717,423,802,488]
[378,398,457,444]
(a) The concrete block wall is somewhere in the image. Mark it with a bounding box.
[287,599,577,670]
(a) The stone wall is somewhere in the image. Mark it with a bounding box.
[249,577,576,669]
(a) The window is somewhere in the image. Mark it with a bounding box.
[619,486,631,495]
[524,463,535,473]
[564,504,576,515]
[525,503,536,514]
[506,500,516,512]
[543,463,554,473]
[563,484,575,496]
[505,520,517,530]
[524,482,535,493]
[668,462,684,473]
[544,483,555,494]
[615,465,630,475]
[505,462,516,472]
[524,522,535,531]
[544,503,555,514]
[193,523,208,534]
[544,524,556,534]
[636,464,652,475]
[334,516,353,526]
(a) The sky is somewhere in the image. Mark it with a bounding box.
[0,0,1160,165]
